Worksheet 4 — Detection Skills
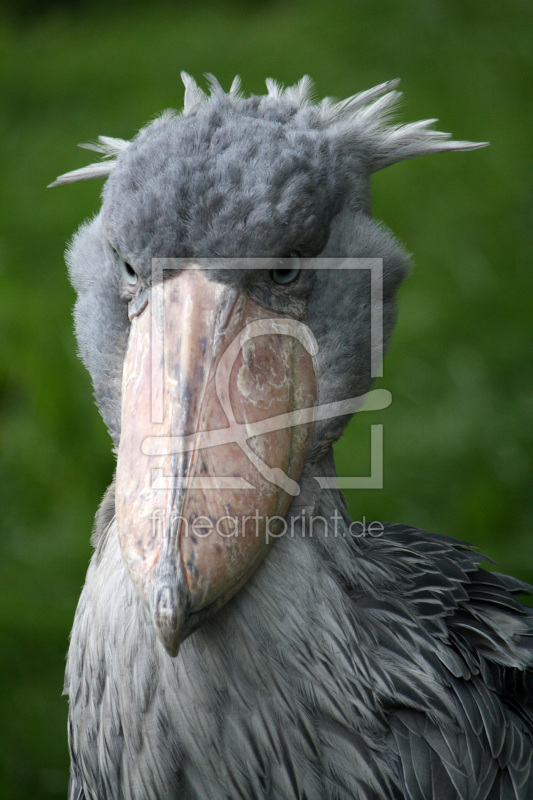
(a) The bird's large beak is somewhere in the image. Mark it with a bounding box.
[115,267,317,655]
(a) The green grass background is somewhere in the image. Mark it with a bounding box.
[1,0,532,796]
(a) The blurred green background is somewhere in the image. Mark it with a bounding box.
[1,0,532,796]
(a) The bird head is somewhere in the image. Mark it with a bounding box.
[52,74,485,655]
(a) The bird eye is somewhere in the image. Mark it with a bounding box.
[271,253,302,285]
[120,257,138,287]
[110,244,139,288]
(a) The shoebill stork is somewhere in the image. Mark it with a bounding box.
[51,75,533,799]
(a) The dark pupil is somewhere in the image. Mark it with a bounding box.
[125,262,136,278]
[272,265,300,285]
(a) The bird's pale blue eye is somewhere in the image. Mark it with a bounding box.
[120,257,138,286]
[271,254,301,285]
[111,244,139,287]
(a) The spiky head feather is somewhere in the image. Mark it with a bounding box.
[49,73,486,188]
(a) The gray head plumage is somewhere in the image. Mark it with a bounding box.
[49,72,485,188]
[53,74,486,450]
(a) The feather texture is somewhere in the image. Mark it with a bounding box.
[49,74,487,187]
[66,475,533,799]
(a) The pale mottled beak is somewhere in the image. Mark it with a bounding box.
[115,268,317,655]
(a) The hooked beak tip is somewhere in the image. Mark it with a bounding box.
[149,563,190,657]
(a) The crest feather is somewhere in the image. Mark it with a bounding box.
[283,75,314,106]
[181,71,206,114]
[78,136,130,157]
[48,161,117,187]
[204,73,225,97]
[229,75,242,97]
[265,77,282,99]
[320,82,487,170]
[49,74,487,188]
[316,79,399,122]
[49,134,130,186]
